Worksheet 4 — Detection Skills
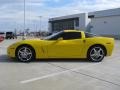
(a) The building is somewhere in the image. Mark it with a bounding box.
[49,13,90,33]
[49,8,120,39]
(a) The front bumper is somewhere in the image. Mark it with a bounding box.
[7,46,16,58]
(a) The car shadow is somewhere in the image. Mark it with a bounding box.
[36,58,91,63]
[0,54,92,63]
[0,55,18,63]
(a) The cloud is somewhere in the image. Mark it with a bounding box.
[0,0,120,31]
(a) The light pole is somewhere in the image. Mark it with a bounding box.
[22,0,26,40]
[38,16,42,33]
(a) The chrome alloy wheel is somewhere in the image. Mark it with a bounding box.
[18,47,33,62]
[90,47,104,61]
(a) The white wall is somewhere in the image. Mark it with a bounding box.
[90,15,120,36]
[78,13,90,31]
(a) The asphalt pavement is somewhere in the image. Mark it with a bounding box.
[0,39,120,90]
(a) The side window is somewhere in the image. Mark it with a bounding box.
[62,32,81,40]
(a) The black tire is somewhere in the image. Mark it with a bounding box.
[16,45,35,62]
[87,46,105,62]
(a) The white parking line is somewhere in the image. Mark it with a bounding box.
[20,56,120,84]
[20,63,98,84]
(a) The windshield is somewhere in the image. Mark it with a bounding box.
[44,31,63,40]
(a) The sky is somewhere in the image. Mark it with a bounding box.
[0,0,120,32]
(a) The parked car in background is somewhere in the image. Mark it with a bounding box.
[6,32,17,39]
[0,36,4,42]
[0,32,5,42]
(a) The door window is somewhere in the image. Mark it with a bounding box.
[62,32,81,40]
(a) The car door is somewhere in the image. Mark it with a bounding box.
[47,32,85,58]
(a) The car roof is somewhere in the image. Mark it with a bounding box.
[64,30,82,32]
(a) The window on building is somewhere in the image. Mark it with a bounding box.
[75,18,79,27]
[52,18,77,32]
[88,15,95,18]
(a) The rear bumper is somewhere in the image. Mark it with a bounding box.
[106,41,114,56]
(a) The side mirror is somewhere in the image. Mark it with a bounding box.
[57,37,63,41]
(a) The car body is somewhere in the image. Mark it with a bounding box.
[7,30,114,62]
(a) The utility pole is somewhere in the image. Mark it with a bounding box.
[38,16,42,32]
[22,0,26,40]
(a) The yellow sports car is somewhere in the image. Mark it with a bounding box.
[7,30,114,62]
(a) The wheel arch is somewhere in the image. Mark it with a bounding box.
[87,44,107,56]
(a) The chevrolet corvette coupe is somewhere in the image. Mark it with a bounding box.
[7,30,114,62]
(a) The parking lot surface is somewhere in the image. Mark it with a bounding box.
[0,39,120,90]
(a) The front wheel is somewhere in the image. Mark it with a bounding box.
[87,46,105,62]
[16,46,35,62]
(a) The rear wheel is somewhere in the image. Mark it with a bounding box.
[16,46,35,62]
[87,46,105,62]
